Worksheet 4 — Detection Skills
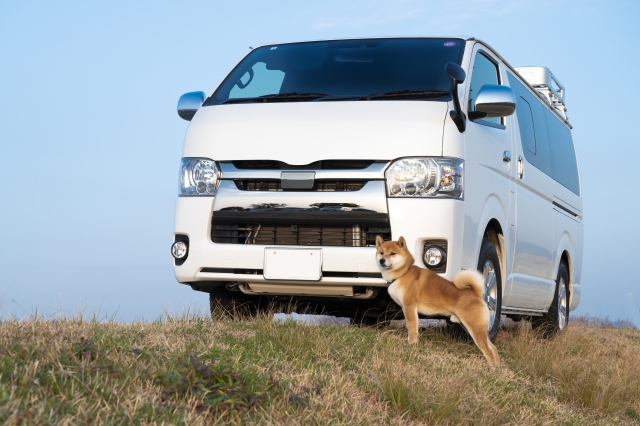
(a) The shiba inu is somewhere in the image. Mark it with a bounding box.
[376,236,500,366]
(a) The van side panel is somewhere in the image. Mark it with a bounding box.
[505,71,582,311]
[505,72,555,309]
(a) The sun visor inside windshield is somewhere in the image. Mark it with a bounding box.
[334,47,374,63]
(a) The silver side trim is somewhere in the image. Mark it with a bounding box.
[219,162,389,180]
[213,180,389,214]
[552,198,581,218]
[501,306,546,317]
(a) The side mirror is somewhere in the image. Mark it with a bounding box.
[472,84,516,119]
[177,91,206,121]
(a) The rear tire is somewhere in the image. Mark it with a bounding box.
[448,238,502,342]
[533,262,570,337]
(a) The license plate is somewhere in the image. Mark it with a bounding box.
[263,248,322,281]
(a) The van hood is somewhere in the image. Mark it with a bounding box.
[183,101,447,165]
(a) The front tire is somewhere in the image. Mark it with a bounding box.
[478,238,502,341]
[209,284,262,318]
[449,238,502,342]
[533,262,569,337]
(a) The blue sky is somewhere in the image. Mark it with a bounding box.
[1,0,639,325]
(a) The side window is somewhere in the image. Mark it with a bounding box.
[468,52,501,125]
[508,71,551,176]
[546,111,580,195]
[229,62,285,99]
[515,97,536,154]
[507,72,579,195]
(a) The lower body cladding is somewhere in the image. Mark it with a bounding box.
[174,193,465,309]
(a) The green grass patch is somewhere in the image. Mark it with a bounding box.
[0,313,638,425]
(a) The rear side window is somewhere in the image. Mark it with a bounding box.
[508,72,579,195]
[546,113,580,195]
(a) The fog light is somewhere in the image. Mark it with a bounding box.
[171,241,188,259]
[423,246,446,268]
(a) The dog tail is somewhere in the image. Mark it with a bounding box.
[452,269,484,298]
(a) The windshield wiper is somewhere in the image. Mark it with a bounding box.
[220,92,330,104]
[220,97,262,104]
[367,90,450,100]
[315,95,365,102]
[220,90,449,104]
[260,92,329,100]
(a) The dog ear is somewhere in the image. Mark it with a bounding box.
[375,235,384,248]
[398,236,407,248]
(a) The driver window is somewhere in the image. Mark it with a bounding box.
[229,62,285,99]
[468,52,501,125]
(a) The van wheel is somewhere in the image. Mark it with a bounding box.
[533,262,569,337]
[209,284,260,319]
[478,238,502,341]
[449,238,502,342]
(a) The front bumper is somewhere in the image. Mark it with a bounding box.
[173,195,464,296]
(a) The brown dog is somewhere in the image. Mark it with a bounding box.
[376,236,500,366]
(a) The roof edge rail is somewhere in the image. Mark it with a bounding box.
[515,66,568,121]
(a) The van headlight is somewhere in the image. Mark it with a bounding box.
[385,158,464,198]
[179,158,221,196]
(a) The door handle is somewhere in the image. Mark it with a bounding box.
[517,156,524,179]
[503,151,512,162]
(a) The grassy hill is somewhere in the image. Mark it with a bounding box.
[0,311,638,425]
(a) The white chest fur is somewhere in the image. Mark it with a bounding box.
[387,281,404,308]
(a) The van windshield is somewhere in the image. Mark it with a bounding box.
[204,38,465,105]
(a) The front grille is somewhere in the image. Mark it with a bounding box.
[212,223,391,247]
[233,180,366,192]
[231,160,376,170]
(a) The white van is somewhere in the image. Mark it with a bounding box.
[172,37,582,338]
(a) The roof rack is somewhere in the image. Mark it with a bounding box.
[514,66,568,121]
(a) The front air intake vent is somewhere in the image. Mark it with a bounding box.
[212,223,391,247]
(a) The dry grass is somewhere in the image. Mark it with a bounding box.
[0,310,638,425]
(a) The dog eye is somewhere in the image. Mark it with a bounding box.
[379,252,383,255]
[390,252,396,256]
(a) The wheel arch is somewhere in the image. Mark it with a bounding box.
[483,219,507,298]
[554,231,574,310]
[471,195,509,298]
